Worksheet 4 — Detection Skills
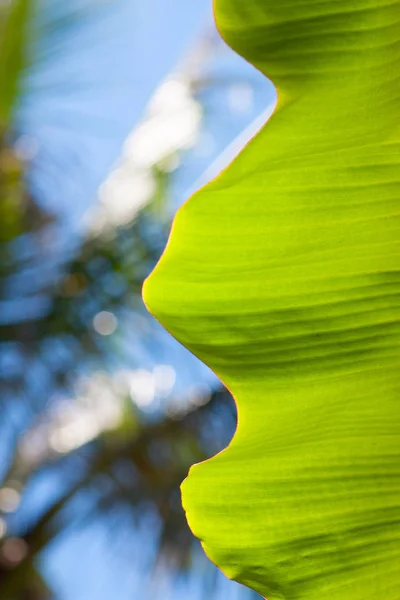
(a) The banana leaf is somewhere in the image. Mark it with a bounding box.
[144,0,400,598]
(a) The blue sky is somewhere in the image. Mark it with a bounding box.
[18,0,211,225]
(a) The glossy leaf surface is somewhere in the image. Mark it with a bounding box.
[143,0,400,598]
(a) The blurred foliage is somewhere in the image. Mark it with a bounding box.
[0,140,240,597]
[0,387,236,598]
[0,0,32,128]
[1,204,166,399]
[0,0,35,243]
[0,3,246,599]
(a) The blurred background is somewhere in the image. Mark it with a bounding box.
[0,1,276,598]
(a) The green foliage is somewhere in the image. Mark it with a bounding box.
[0,0,32,128]
[144,0,400,598]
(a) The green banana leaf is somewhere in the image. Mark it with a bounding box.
[143,0,400,598]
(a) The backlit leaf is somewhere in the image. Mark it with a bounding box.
[143,0,400,598]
